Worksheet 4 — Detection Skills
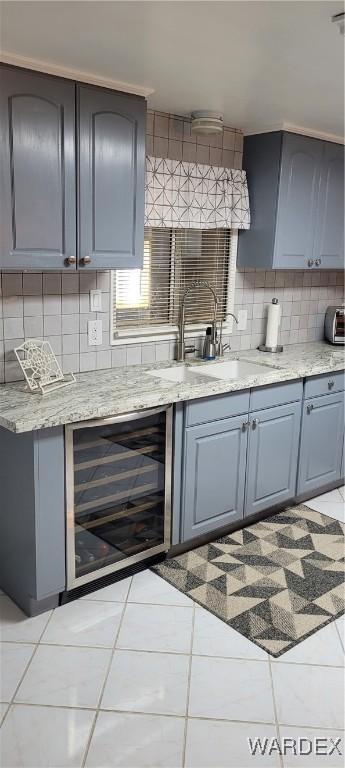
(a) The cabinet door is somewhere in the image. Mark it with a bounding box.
[182,415,247,542]
[297,392,344,495]
[0,66,76,270]
[78,86,146,270]
[245,402,301,516]
[313,142,344,269]
[274,133,322,269]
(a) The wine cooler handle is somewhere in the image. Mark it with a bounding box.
[69,405,172,431]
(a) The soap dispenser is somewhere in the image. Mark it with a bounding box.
[203,326,216,360]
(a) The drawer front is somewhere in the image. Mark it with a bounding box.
[185,391,250,427]
[250,380,303,411]
[304,370,345,399]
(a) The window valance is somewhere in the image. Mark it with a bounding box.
[145,156,250,230]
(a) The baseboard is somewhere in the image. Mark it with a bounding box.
[169,479,344,558]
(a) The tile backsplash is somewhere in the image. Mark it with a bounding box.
[0,108,344,384]
[0,267,343,384]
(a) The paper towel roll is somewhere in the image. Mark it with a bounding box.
[265,299,281,348]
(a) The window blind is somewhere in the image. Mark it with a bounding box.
[112,227,233,335]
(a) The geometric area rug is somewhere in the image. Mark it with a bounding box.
[152,504,345,657]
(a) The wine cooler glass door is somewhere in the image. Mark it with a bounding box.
[66,406,172,588]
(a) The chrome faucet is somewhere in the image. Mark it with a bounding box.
[177,280,218,362]
[217,313,239,355]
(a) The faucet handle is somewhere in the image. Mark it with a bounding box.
[184,345,196,356]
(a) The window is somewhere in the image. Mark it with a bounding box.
[111,227,237,343]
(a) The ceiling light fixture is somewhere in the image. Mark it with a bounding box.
[191,111,224,136]
[332,11,345,35]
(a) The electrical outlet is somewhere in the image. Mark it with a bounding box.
[88,319,102,346]
[237,309,248,331]
[90,290,102,312]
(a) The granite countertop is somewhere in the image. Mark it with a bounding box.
[0,341,344,434]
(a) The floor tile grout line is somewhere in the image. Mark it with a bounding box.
[182,603,196,768]
[81,593,129,768]
[1,640,345,667]
[0,605,56,723]
[268,655,284,768]
[334,619,345,653]
[2,698,344,733]
[1,643,40,724]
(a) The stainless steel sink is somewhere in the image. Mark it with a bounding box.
[190,359,276,380]
[145,365,219,385]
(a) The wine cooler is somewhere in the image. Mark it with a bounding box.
[65,406,172,589]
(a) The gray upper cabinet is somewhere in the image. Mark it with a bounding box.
[314,141,344,269]
[181,415,247,542]
[274,134,322,269]
[244,401,301,517]
[238,131,344,270]
[0,65,146,271]
[78,85,146,270]
[0,65,76,270]
[297,391,344,496]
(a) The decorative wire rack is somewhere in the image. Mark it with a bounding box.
[14,340,76,395]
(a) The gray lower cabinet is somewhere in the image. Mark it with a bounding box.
[0,65,76,270]
[181,415,247,541]
[0,426,65,615]
[297,391,344,495]
[244,402,302,517]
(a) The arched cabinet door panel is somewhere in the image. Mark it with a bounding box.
[78,85,146,270]
[314,142,344,269]
[274,133,323,269]
[0,66,76,270]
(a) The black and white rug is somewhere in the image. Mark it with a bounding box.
[153,504,345,657]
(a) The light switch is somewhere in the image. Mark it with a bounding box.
[237,309,248,331]
[90,290,102,312]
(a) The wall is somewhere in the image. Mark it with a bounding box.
[0,109,344,384]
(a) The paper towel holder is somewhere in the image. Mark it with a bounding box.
[258,344,283,353]
[258,298,284,353]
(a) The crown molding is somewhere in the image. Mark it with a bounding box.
[0,51,155,98]
[244,121,344,145]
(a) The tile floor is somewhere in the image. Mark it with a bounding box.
[0,487,344,768]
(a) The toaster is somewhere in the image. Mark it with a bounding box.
[324,306,345,345]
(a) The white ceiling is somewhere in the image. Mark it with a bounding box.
[1,1,344,138]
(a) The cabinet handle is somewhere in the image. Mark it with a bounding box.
[328,380,335,390]
[315,258,321,267]
[242,421,250,431]
[64,256,76,266]
[307,403,314,414]
[307,259,314,268]
[80,256,92,266]
[252,418,259,429]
